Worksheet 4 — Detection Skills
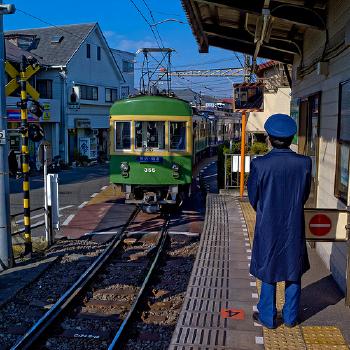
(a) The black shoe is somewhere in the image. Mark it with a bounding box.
[252,311,277,329]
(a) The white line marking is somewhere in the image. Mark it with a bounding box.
[84,231,120,236]
[245,242,250,246]
[62,214,75,226]
[246,249,252,253]
[168,231,200,236]
[248,263,250,267]
[78,201,88,209]
[100,185,108,191]
[249,273,253,277]
[90,193,98,198]
[245,237,249,241]
[247,255,251,260]
[202,173,217,179]
[252,293,259,299]
[16,205,73,224]
[309,223,331,228]
[254,322,262,327]
[253,305,258,312]
[255,336,264,344]
[250,281,257,287]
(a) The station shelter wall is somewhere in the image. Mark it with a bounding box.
[291,0,350,292]
[247,87,291,133]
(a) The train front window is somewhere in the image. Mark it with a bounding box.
[170,122,186,150]
[135,121,165,150]
[115,121,131,150]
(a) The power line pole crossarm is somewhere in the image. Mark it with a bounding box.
[0,2,15,270]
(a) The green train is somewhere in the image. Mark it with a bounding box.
[109,94,213,210]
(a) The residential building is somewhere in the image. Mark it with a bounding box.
[111,49,136,97]
[5,23,133,164]
[246,61,291,142]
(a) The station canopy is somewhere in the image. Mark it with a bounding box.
[181,0,326,63]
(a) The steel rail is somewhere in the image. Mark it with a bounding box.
[108,215,170,349]
[10,207,140,350]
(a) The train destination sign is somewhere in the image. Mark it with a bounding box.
[305,209,349,241]
[137,156,163,163]
[233,83,264,112]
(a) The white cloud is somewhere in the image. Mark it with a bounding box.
[103,31,158,52]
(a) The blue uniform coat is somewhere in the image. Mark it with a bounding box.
[247,148,312,283]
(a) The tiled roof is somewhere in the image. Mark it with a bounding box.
[5,23,96,66]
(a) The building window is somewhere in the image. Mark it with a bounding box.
[36,79,53,99]
[97,46,101,61]
[86,44,91,58]
[170,122,186,150]
[115,121,131,150]
[105,88,118,102]
[122,60,134,72]
[121,86,129,99]
[78,84,98,101]
[335,80,350,204]
[135,121,165,150]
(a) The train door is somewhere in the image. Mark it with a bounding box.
[298,93,321,208]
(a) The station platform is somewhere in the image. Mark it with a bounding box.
[170,194,350,350]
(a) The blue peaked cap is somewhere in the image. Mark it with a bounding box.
[264,113,297,138]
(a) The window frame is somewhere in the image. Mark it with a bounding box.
[120,86,130,99]
[114,121,132,151]
[169,121,187,151]
[36,79,53,99]
[335,80,350,205]
[105,88,118,103]
[78,84,98,101]
[134,120,166,151]
[86,44,91,58]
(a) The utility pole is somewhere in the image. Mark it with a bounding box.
[0,2,15,270]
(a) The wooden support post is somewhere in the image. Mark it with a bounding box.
[240,111,246,198]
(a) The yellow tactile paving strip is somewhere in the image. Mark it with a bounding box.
[240,200,349,350]
[87,184,122,205]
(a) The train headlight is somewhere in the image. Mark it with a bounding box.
[120,162,130,172]
[120,162,130,177]
[172,164,179,172]
[172,163,180,178]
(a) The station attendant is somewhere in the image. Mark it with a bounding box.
[247,114,312,329]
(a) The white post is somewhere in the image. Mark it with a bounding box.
[43,145,51,246]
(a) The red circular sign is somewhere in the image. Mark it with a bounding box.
[309,214,332,236]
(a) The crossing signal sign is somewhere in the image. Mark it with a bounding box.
[5,61,40,100]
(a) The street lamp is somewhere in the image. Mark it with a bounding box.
[150,18,186,26]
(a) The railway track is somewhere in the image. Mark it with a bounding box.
[11,209,170,350]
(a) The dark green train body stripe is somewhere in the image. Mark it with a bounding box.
[110,155,192,185]
[110,95,192,116]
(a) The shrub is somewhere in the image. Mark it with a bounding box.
[250,142,268,155]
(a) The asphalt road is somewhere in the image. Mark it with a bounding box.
[10,164,110,237]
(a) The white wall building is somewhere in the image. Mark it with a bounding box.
[111,49,136,97]
[247,61,291,137]
[5,23,134,164]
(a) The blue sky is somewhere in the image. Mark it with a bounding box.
[4,0,246,98]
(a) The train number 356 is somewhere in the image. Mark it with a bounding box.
[144,168,156,173]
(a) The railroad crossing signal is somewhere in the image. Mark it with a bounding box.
[5,60,40,100]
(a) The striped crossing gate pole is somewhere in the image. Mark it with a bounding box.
[19,56,32,254]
